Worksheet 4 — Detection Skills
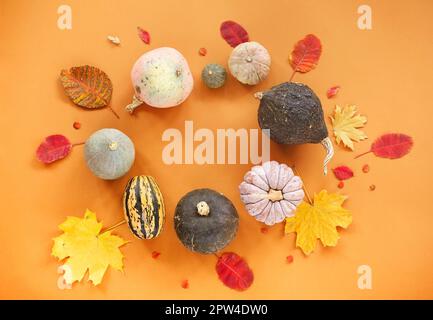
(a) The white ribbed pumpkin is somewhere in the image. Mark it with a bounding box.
[228,41,271,85]
[84,128,135,180]
[239,161,304,225]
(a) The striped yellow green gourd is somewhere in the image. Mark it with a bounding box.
[123,175,165,239]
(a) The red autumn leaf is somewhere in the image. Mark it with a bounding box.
[36,135,72,164]
[216,252,253,291]
[137,27,150,44]
[356,133,413,159]
[289,34,322,73]
[220,20,249,48]
[327,86,340,98]
[333,166,354,180]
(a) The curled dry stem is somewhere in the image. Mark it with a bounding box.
[125,95,144,114]
[321,137,334,175]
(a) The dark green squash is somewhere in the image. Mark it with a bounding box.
[174,189,239,254]
[256,82,334,174]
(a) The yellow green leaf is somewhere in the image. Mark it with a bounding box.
[285,190,352,255]
[52,209,127,286]
[330,105,367,150]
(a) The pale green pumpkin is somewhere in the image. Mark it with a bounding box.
[84,128,135,180]
[201,64,227,89]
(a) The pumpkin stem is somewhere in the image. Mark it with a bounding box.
[197,201,210,216]
[126,95,143,114]
[108,141,118,151]
[321,137,334,175]
[268,189,283,202]
[254,92,263,100]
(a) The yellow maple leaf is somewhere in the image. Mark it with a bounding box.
[285,190,352,255]
[330,105,367,150]
[52,209,127,286]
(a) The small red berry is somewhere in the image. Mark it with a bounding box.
[260,227,268,234]
[338,181,344,189]
[286,255,294,264]
[151,251,161,259]
[73,122,81,130]
[362,164,370,173]
[198,47,207,56]
[181,279,189,289]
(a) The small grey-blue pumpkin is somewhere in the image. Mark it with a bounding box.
[201,64,227,89]
[84,128,135,180]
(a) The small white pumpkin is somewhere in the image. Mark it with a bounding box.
[239,161,304,225]
[126,47,194,113]
[84,128,135,180]
[228,41,271,85]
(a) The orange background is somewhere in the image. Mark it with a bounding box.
[1,0,432,299]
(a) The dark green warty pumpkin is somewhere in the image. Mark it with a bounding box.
[123,175,165,239]
[174,189,239,254]
[256,82,334,174]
